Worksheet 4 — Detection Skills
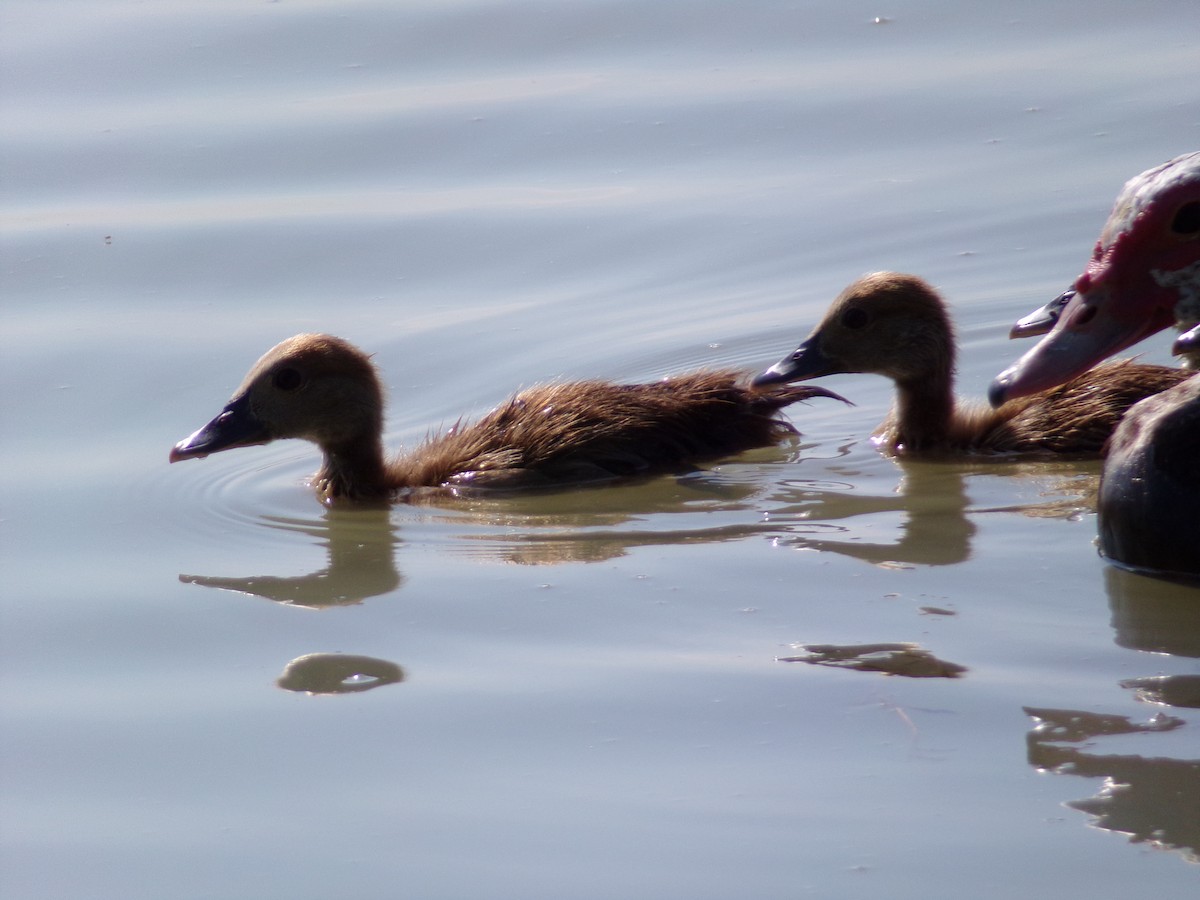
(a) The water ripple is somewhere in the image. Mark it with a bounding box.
[149,447,323,547]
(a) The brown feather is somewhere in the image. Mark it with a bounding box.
[390,373,817,490]
[170,334,849,502]
[764,272,1194,457]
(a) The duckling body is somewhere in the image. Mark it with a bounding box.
[170,334,848,502]
[753,272,1190,456]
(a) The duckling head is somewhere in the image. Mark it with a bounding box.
[755,272,955,387]
[170,333,385,463]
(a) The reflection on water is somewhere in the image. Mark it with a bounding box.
[9,0,1200,892]
[181,507,401,608]
[1104,567,1200,658]
[1024,706,1200,864]
[765,458,975,566]
[779,642,967,678]
[762,455,1100,568]
[1023,573,1200,865]
[276,653,405,695]
[1120,676,1200,710]
[179,462,845,590]
[177,439,1110,592]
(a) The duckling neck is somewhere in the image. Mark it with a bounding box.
[892,369,956,451]
[315,437,389,501]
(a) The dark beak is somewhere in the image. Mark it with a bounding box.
[169,393,270,462]
[988,287,1174,407]
[752,335,837,386]
[783,384,854,406]
[1173,324,1200,360]
[1008,289,1075,339]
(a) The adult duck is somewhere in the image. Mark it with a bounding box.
[752,272,1190,456]
[990,150,1200,402]
[1008,286,1200,368]
[985,151,1200,578]
[169,333,848,503]
[1097,375,1200,579]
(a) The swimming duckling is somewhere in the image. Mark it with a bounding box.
[170,333,849,503]
[753,272,1190,456]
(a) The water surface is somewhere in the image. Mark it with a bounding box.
[3,2,1199,898]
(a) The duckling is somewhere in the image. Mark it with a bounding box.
[753,272,1190,456]
[991,150,1200,403]
[170,333,849,503]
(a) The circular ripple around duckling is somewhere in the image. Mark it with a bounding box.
[149,446,327,548]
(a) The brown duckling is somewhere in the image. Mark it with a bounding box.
[752,272,1191,456]
[170,333,850,503]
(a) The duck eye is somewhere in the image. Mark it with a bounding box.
[1170,201,1200,235]
[841,307,869,329]
[273,367,304,391]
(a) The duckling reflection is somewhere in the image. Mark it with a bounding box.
[181,506,401,608]
[180,452,841,586]
[420,458,832,565]
[765,454,1103,568]
[1024,706,1200,864]
[765,458,974,566]
[779,642,967,678]
[276,653,404,695]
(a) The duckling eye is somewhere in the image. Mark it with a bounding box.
[841,307,869,329]
[1170,201,1200,235]
[273,367,305,391]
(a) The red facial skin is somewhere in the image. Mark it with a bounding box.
[990,151,1200,407]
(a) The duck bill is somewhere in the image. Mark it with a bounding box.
[1008,289,1075,339]
[988,284,1175,406]
[169,394,270,462]
[786,384,853,405]
[752,335,836,386]
[1174,324,1200,361]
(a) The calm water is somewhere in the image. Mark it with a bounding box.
[3,1,1199,897]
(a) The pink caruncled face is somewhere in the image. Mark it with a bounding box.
[989,150,1200,407]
